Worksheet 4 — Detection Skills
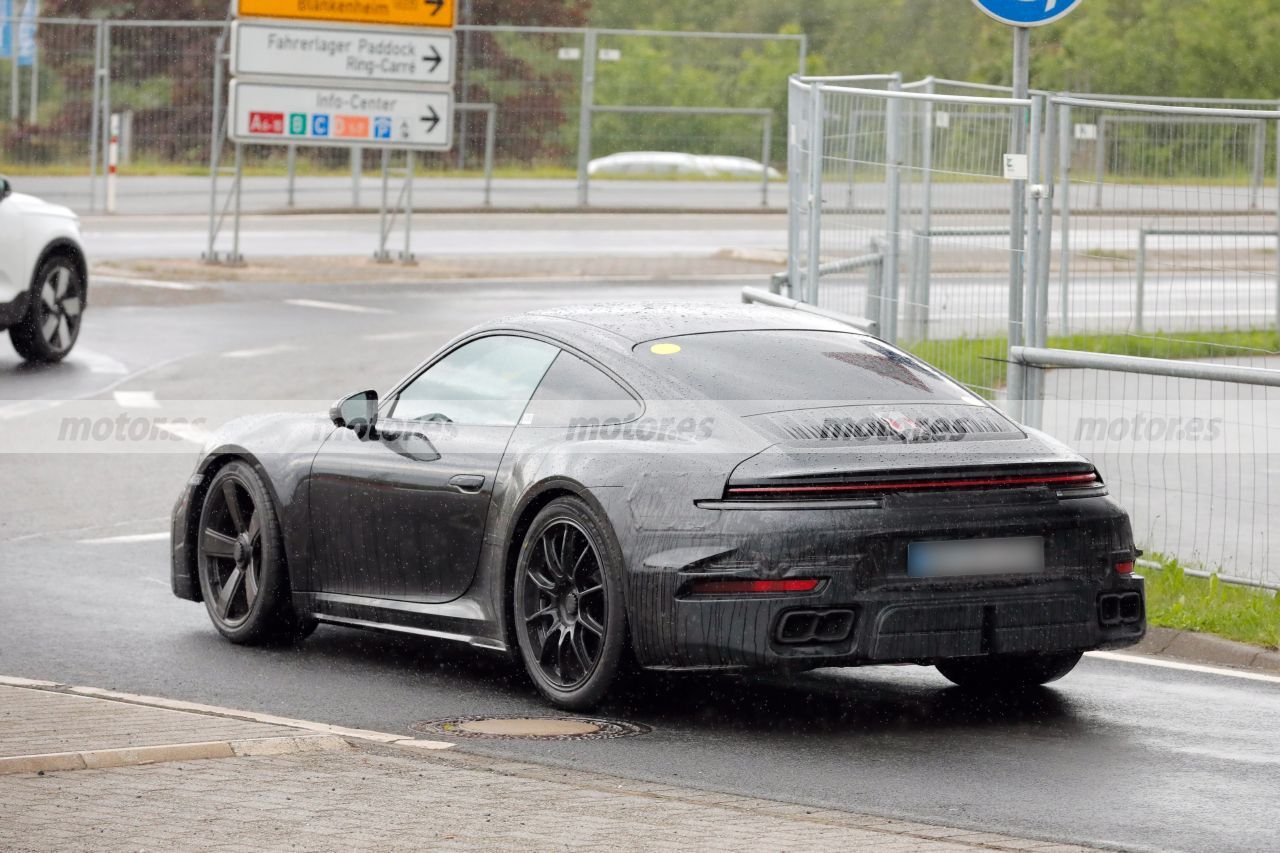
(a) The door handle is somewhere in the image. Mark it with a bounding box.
[449,474,486,494]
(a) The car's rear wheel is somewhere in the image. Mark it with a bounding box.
[10,254,84,364]
[935,651,1082,690]
[195,461,314,645]
[513,497,628,710]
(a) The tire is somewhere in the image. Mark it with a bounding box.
[513,496,629,710]
[935,651,1082,690]
[10,253,84,364]
[195,461,314,645]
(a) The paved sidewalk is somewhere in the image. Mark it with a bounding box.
[0,683,1092,852]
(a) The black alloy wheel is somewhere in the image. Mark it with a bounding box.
[195,461,313,644]
[514,497,628,710]
[11,256,84,363]
[200,476,264,629]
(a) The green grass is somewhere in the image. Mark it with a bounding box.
[1143,556,1280,650]
[907,329,1280,396]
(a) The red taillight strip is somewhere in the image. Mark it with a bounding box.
[726,472,1098,496]
[689,578,821,595]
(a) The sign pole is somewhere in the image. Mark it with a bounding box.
[1008,25,1029,351]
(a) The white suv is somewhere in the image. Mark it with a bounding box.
[0,176,89,363]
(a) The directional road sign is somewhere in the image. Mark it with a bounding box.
[228,80,453,151]
[231,20,455,87]
[237,0,457,29]
[971,0,1083,27]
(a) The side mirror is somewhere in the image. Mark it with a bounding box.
[0,176,11,203]
[330,390,379,435]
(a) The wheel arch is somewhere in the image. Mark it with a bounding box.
[177,450,299,604]
[497,478,615,653]
[31,238,88,298]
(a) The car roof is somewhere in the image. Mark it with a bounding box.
[515,302,866,345]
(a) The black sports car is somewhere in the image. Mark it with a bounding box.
[171,303,1145,709]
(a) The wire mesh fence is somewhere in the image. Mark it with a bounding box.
[788,73,1280,587]
[0,18,804,213]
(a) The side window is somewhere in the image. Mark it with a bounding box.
[390,336,559,426]
[523,352,641,427]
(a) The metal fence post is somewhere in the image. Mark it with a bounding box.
[914,76,936,342]
[231,143,243,264]
[286,144,297,208]
[805,83,825,305]
[402,151,415,265]
[375,148,391,263]
[1275,114,1279,339]
[204,24,228,263]
[1022,95,1044,428]
[100,23,112,212]
[351,147,362,208]
[88,21,104,213]
[1057,101,1071,334]
[760,113,772,207]
[8,17,17,121]
[483,104,496,206]
[575,29,597,207]
[1250,119,1265,210]
[1135,228,1147,333]
[1093,114,1106,209]
[882,75,902,343]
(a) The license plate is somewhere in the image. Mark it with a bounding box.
[907,536,1044,578]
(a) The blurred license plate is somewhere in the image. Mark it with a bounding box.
[907,536,1044,578]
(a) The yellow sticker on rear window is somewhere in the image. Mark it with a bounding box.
[650,343,682,355]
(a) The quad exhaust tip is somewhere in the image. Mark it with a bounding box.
[776,608,856,645]
[1098,592,1143,627]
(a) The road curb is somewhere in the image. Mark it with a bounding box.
[0,734,348,776]
[1134,626,1280,674]
[0,677,454,752]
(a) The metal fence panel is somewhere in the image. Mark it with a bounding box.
[789,74,1280,588]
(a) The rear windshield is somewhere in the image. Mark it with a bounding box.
[634,330,980,406]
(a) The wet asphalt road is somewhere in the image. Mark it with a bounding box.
[1,274,1278,852]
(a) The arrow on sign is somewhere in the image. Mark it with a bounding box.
[420,106,441,134]
[424,0,445,15]
[423,44,442,74]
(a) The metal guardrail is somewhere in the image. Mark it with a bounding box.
[1134,228,1280,334]
[1011,346,1280,388]
[741,286,879,336]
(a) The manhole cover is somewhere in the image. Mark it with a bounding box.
[410,715,651,741]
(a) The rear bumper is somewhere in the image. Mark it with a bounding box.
[633,574,1145,671]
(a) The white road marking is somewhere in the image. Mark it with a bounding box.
[222,343,299,359]
[0,677,453,751]
[79,532,169,545]
[112,390,159,409]
[93,274,200,291]
[284,298,389,314]
[1088,651,1280,685]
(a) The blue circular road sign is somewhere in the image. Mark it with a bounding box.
[972,0,1083,27]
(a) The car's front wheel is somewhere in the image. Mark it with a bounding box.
[513,496,629,710]
[195,461,314,645]
[935,651,1082,690]
[10,254,84,364]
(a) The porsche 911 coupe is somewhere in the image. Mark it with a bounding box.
[171,303,1145,709]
